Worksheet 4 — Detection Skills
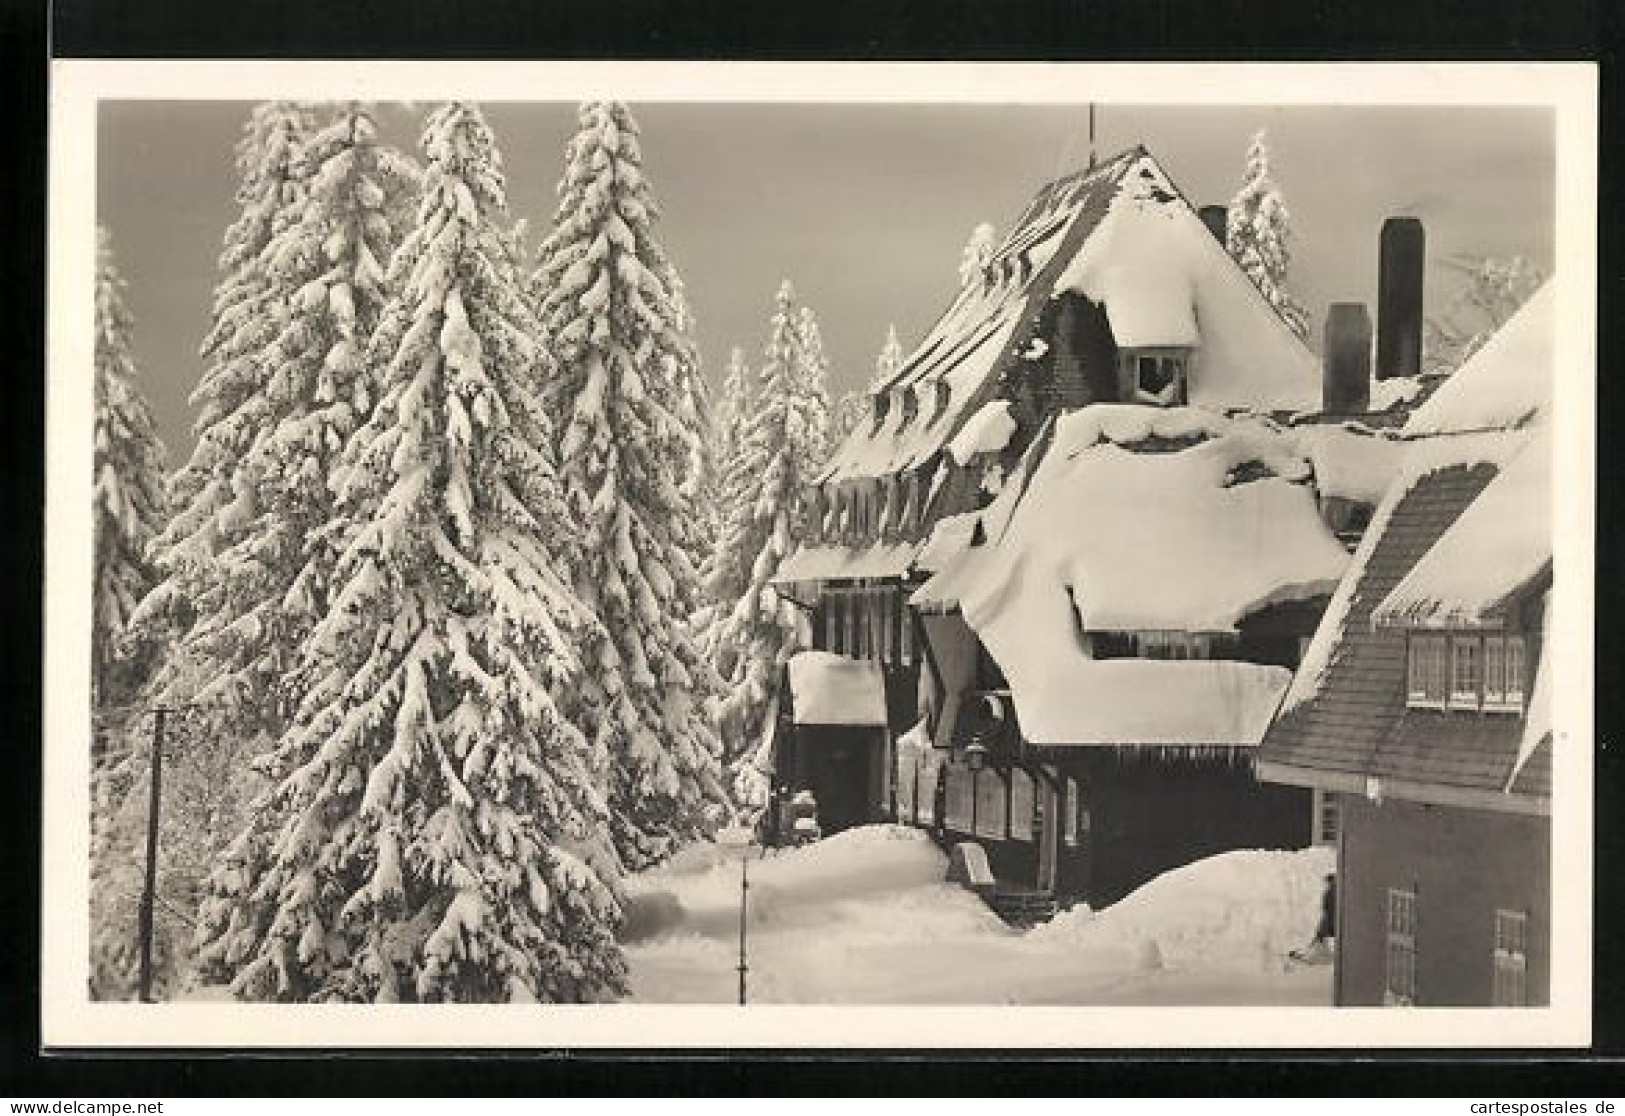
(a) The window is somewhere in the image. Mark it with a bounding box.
[1313,789,1340,847]
[823,595,840,652]
[843,591,858,656]
[1063,778,1081,846]
[1407,635,1448,708]
[1451,637,1482,710]
[1119,349,1189,406]
[899,605,915,666]
[899,387,920,430]
[1385,888,1418,1006]
[1493,909,1529,1007]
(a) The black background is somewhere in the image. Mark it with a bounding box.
[4,0,1619,1095]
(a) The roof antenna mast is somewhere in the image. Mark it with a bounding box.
[1088,103,1097,170]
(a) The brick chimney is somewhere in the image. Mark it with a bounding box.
[1376,217,1425,380]
[1323,302,1372,415]
[1198,204,1228,245]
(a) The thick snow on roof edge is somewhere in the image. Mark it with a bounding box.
[946,400,1017,465]
[1290,425,1408,506]
[917,406,1346,630]
[1003,658,1294,747]
[1507,590,1553,792]
[1405,281,1554,436]
[1374,429,1551,628]
[787,651,888,726]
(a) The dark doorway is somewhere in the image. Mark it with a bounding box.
[789,726,881,835]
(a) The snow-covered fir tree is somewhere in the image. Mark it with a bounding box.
[98,103,315,999]
[699,346,753,575]
[958,222,998,288]
[1424,254,1547,373]
[192,103,625,1003]
[870,323,903,391]
[528,100,723,870]
[155,102,421,994]
[713,346,752,480]
[1225,130,1311,341]
[91,226,168,715]
[791,303,833,470]
[705,282,823,788]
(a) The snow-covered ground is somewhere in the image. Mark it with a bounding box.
[623,825,1335,1005]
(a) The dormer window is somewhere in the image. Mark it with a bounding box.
[1407,631,1527,713]
[1118,347,1191,406]
[870,393,891,436]
[900,386,920,429]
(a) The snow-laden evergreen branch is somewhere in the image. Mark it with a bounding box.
[528,101,725,870]
[1225,130,1311,342]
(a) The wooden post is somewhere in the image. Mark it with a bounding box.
[736,849,750,1005]
[137,706,166,1003]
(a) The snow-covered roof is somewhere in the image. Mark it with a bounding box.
[770,540,921,585]
[1289,424,1408,506]
[1007,659,1294,748]
[1404,281,1553,436]
[818,147,1318,485]
[1373,428,1551,628]
[1051,159,1319,412]
[1506,590,1553,792]
[910,405,1346,747]
[946,400,1017,465]
[1369,375,1425,413]
[914,405,1349,632]
[786,651,888,726]
[914,511,980,574]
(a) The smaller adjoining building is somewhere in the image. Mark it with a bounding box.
[1257,282,1555,1007]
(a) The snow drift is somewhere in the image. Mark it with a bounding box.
[623,825,1334,1005]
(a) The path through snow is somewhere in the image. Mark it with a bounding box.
[623,825,1335,1005]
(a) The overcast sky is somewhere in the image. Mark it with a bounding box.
[96,101,1554,456]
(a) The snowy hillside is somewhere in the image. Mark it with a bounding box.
[623,825,1333,1005]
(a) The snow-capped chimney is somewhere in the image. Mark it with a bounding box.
[1376,217,1425,381]
[1198,205,1227,244]
[1323,302,1372,415]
